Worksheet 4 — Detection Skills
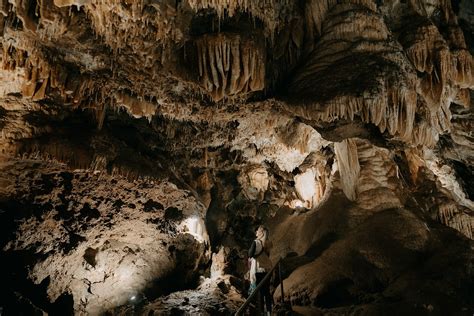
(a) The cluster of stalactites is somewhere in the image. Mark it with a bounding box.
[187,0,294,36]
[195,33,265,101]
[438,203,474,239]
[334,138,360,201]
[53,0,90,8]
[408,148,474,239]
[2,44,59,101]
[84,0,182,52]
[405,22,473,116]
[188,0,270,18]
[289,0,474,148]
[316,87,426,142]
[388,0,473,145]
[21,140,94,170]
[289,3,427,143]
[1,43,107,113]
[1,41,160,129]
[2,44,28,72]
[1,0,39,32]
[1,0,73,36]
[405,25,473,87]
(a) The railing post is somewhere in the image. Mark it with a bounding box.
[235,258,281,316]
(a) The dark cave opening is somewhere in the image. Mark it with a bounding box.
[449,159,474,201]
[313,278,358,309]
[189,10,265,37]
[0,251,74,316]
[0,198,74,315]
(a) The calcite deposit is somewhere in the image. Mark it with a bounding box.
[0,0,473,315]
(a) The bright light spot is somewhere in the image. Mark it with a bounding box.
[285,199,304,209]
[130,295,136,301]
[295,169,317,205]
[183,216,207,243]
[117,265,134,281]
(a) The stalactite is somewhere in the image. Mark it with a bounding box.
[405,148,425,184]
[334,138,359,201]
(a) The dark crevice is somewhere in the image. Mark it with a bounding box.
[449,159,474,200]
[189,10,264,37]
[313,278,357,308]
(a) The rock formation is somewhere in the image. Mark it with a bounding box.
[0,0,473,315]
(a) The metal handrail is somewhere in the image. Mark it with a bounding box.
[235,258,285,316]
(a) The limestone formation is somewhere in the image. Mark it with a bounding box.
[0,0,473,314]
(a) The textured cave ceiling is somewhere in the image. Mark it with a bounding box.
[0,0,473,315]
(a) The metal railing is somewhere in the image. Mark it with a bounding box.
[235,258,285,316]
